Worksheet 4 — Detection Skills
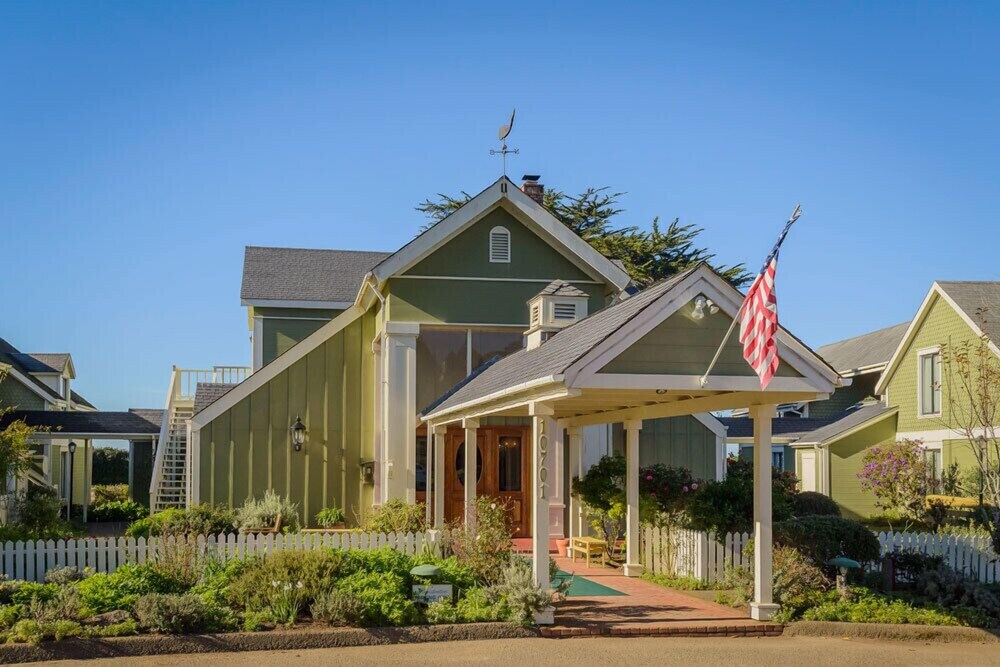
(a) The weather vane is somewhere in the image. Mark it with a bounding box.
[490,109,518,176]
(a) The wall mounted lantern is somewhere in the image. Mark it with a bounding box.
[291,416,306,452]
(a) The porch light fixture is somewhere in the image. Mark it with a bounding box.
[291,416,306,451]
[691,295,719,320]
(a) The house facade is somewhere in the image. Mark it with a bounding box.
[161,176,730,530]
[759,282,999,520]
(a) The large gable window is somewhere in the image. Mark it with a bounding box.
[489,226,511,263]
[918,348,942,417]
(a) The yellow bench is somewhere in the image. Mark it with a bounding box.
[570,536,608,568]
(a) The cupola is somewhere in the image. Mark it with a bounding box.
[525,280,589,350]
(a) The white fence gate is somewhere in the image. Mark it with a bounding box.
[0,530,441,583]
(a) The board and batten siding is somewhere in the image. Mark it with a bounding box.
[884,294,979,433]
[808,374,879,420]
[599,308,802,378]
[612,415,719,480]
[826,411,898,520]
[199,309,376,528]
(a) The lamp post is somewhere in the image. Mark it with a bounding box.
[67,441,77,521]
[291,416,306,452]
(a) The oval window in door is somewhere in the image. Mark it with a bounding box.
[455,442,484,486]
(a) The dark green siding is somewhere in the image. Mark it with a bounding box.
[199,310,375,527]
[0,375,46,410]
[612,415,719,480]
[808,374,878,419]
[601,309,802,377]
[404,207,594,282]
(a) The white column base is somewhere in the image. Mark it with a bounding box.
[623,563,644,577]
[533,606,555,625]
[749,602,780,621]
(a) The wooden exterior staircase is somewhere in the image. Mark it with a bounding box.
[149,366,249,513]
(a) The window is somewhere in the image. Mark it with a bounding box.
[923,445,943,489]
[471,328,524,369]
[416,436,428,493]
[489,226,511,263]
[772,450,785,470]
[918,349,942,416]
[553,302,576,320]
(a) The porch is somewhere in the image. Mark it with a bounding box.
[422,264,843,622]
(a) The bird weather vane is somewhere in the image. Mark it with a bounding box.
[490,109,519,176]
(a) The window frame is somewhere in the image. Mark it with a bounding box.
[917,346,942,418]
[488,226,511,264]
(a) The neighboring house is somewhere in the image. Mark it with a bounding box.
[152,176,736,527]
[0,337,161,517]
[727,280,1000,521]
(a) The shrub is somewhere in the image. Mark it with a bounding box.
[641,573,712,591]
[0,604,22,628]
[342,547,414,578]
[791,491,841,518]
[487,556,561,625]
[412,554,477,592]
[8,582,59,606]
[190,555,253,607]
[801,588,987,627]
[639,463,701,522]
[913,563,1000,620]
[686,457,798,535]
[364,499,426,533]
[857,439,929,521]
[891,551,943,585]
[127,504,237,538]
[315,506,346,527]
[233,490,300,532]
[75,563,184,613]
[44,566,90,586]
[425,588,506,624]
[227,549,345,611]
[441,496,513,586]
[571,455,626,557]
[336,570,418,626]
[133,593,234,634]
[84,618,139,638]
[15,487,73,539]
[28,586,89,623]
[311,589,366,626]
[90,500,148,523]
[91,484,129,505]
[153,536,208,589]
[92,447,128,485]
[268,580,306,626]
[774,516,881,567]
[7,618,83,644]
[718,546,828,618]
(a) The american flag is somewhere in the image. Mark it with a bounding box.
[738,204,802,389]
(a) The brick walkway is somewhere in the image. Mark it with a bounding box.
[541,554,782,638]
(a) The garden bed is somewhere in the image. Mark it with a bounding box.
[0,621,540,664]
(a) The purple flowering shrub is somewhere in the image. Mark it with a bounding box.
[857,439,929,520]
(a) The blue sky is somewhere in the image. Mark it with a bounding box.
[1,1,998,415]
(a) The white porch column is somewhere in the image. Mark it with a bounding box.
[751,404,779,621]
[462,417,479,531]
[530,402,555,592]
[433,424,447,529]
[567,426,585,545]
[623,420,643,577]
[384,322,419,503]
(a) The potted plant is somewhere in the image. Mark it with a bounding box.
[315,506,346,530]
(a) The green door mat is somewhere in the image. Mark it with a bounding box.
[552,569,626,597]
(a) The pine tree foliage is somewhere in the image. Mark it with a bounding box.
[416,186,750,287]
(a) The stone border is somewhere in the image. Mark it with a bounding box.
[0,622,540,664]
[785,621,1000,644]
[541,623,783,638]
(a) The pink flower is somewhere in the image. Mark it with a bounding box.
[691,483,699,491]
[682,486,689,493]
[645,475,653,481]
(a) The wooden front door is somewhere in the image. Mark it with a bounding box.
[444,426,531,538]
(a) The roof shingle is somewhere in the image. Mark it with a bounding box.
[937,281,1000,345]
[816,322,910,375]
[240,246,391,304]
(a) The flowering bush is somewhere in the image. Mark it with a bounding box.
[442,496,513,586]
[685,457,796,535]
[857,439,929,521]
[639,463,700,522]
[268,580,305,625]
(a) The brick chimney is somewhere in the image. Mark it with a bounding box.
[520,174,544,205]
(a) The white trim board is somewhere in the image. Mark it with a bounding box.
[243,299,354,310]
[390,275,603,285]
[875,283,1000,396]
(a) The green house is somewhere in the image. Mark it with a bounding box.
[151,176,750,531]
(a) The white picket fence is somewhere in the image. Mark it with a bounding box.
[642,526,1000,585]
[877,531,1000,584]
[0,530,441,583]
[641,526,750,584]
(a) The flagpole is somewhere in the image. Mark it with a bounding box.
[699,299,746,388]
[698,204,802,389]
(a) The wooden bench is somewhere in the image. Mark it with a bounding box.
[570,536,608,568]
[241,512,283,535]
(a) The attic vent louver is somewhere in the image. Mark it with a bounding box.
[489,226,511,263]
[553,303,576,320]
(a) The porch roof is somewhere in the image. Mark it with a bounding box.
[422,263,843,428]
[1,410,161,440]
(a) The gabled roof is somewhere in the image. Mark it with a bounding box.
[876,281,1000,395]
[241,246,391,307]
[816,322,909,376]
[194,383,238,414]
[0,338,93,408]
[792,402,897,446]
[720,416,843,441]
[537,280,589,298]
[366,177,631,293]
[16,353,71,375]
[128,408,164,430]
[424,263,842,420]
